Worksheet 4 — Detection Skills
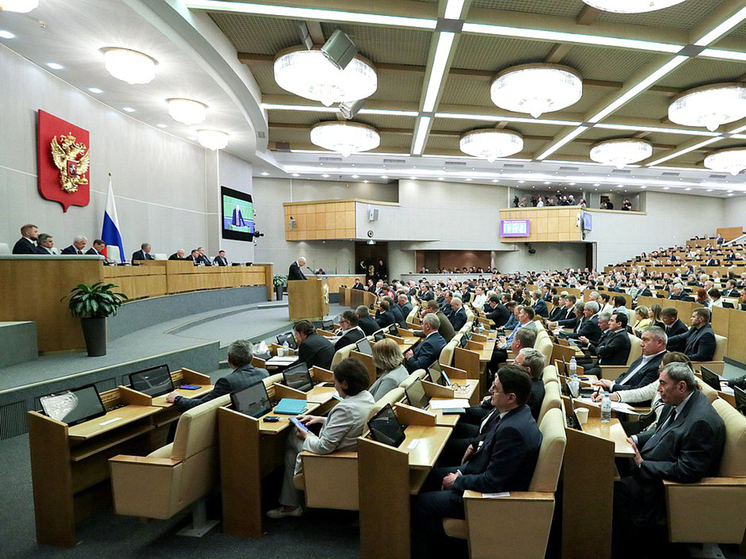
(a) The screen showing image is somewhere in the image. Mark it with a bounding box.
[231,381,272,418]
[221,186,255,241]
[283,363,313,392]
[129,364,174,397]
[500,219,530,238]
[405,380,430,409]
[583,212,592,232]
[356,338,373,356]
[40,385,106,426]
[368,404,406,448]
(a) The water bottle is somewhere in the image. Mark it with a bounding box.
[601,394,612,423]
[283,340,290,356]
[569,374,580,398]
[569,356,577,376]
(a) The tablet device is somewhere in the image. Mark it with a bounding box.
[39,384,107,426]
[129,364,174,397]
[700,366,722,392]
[355,337,373,356]
[388,324,399,337]
[459,335,469,349]
[368,404,406,448]
[282,362,313,392]
[405,379,429,409]
[373,329,386,342]
[230,381,272,419]
[734,386,746,414]
[276,332,297,350]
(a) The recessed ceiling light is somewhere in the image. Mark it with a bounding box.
[438,177,445,180]
[410,176,418,180]
[46,62,63,70]
[519,180,525,183]
[122,107,135,113]
[544,181,551,184]
[466,178,473,182]
[0,30,16,39]
[292,173,300,177]
[663,186,670,190]
[156,123,167,128]
[381,175,389,179]
[569,182,576,185]
[685,187,692,191]
[707,189,713,192]
[88,87,103,94]
[492,179,500,183]
[352,174,359,179]
[261,172,269,176]
[593,183,600,186]
[364,180,369,183]
[728,193,734,196]
[616,184,624,188]
[322,173,330,178]
[641,185,647,189]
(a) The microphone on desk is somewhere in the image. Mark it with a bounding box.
[306,266,317,276]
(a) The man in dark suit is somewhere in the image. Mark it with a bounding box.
[661,307,690,351]
[668,284,691,301]
[35,233,58,255]
[214,250,229,266]
[186,249,200,265]
[169,249,187,260]
[594,327,667,394]
[552,299,581,330]
[293,320,335,370]
[195,247,212,266]
[564,302,602,345]
[131,242,154,262]
[166,339,268,410]
[613,362,725,545]
[352,278,365,291]
[449,298,468,331]
[288,257,307,281]
[86,239,113,264]
[531,290,549,318]
[333,310,365,351]
[581,313,632,376]
[397,294,413,322]
[405,314,446,372]
[419,285,434,302]
[383,296,406,327]
[705,257,720,266]
[414,301,456,343]
[548,295,567,321]
[668,308,717,362]
[375,300,397,329]
[485,294,511,328]
[61,236,88,255]
[12,223,39,254]
[356,306,380,336]
[414,366,542,558]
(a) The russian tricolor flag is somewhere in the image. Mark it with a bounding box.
[101,174,125,263]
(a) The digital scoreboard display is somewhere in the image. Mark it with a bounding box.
[500,219,530,237]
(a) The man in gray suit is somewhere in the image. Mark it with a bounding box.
[167,340,268,410]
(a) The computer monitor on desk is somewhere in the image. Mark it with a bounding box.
[282,362,314,392]
[129,364,174,397]
[368,404,406,448]
[429,367,451,387]
[39,384,107,426]
[405,379,430,409]
[276,332,297,350]
[355,337,373,356]
[230,381,272,419]
[734,386,746,415]
[700,366,722,392]
[373,329,386,342]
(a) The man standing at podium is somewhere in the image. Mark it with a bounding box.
[288,256,307,281]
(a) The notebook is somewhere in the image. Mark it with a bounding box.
[273,398,308,415]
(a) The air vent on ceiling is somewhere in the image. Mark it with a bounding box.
[559,166,580,171]
[611,169,631,174]
[319,156,343,162]
[661,171,680,177]
[708,173,727,179]
[445,161,467,166]
[503,163,525,169]
[383,158,406,164]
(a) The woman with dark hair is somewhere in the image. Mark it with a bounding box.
[267,358,374,519]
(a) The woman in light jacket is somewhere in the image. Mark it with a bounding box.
[268,358,375,518]
[369,338,409,401]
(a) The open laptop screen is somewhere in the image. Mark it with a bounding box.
[373,329,386,342]
[368,403,406,448]
[129,364,174,397]
[277,332,298,350]
[700,366,722,392]
[282,362,313,392]
[39,385,107,426]
[405,379,429,409]
[231,381,272,418]
[356,338,373,356]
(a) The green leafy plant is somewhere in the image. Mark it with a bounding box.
[63,282,129,319]
[273,275,287,286]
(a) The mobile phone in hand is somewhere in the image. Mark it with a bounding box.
[290,416,309,432]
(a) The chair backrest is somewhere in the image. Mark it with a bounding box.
[407,306,419,323]
[171,394,231,461]
[439,338,459,367]
[542,365,559,385]
[627,333,642,365]
[530,408,567,492]
[696,378,719,403]
[0,243,9,255]
[537,381,561,425]
[399,369,427,389]
[714,399,746,477]
[536,336,553,368]
[714,334,727,361]
[367,387,405,420]
[332,343,355,368]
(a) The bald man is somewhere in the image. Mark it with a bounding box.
[288,256,307,281]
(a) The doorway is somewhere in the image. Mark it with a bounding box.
[355,242,389,283]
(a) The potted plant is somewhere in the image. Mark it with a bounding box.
[64,282,128,356]
[273,275,287,301]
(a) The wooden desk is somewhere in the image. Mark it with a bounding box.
[582,417,635,457]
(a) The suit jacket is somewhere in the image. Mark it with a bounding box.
[36,245,55,255]
[334,327,365,352]
[450,308,468,331]
[568,315,602,344]
[389,304,406,327]
[527,378,545,420]
[533,299,549,318]
[665,319,689,346]
[214,256,229,266]
[593,329,631,365]
[299,332,335,370]
[548,305,566,322]
[12,237,37,255]
[358,315,380,336]
[168,252,186,260]
[62,245,85,255]
[669,292,692,302]
[424,310,457,343]
[612,351,666,393]
[557,312,579,329]
[405,332,446,372]
[131,250,153,261]
[486,304,510,328]
[352,282,365,291]
[175,363,269,411]
[669,324,717,361]
[452,405,542,499]
[419,290,434,302]
[623,390,725,526]
[375,309,397,328]
[397,302,413,321]
[288,261,306,281]
[196,254,212,266]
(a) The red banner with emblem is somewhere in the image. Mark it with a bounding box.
[37,110,90,212]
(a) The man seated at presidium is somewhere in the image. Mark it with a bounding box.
[214,250,229,266]
[131,242,154,262]
[35,233,58,255]
[166,339,268,410]
[168,249,187,260]
[288,256,307,281]
[12,223,38,254]
[61,235,88,255]
[413,365,542,558]
[267,358,375,519]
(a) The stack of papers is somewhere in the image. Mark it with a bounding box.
[429,399,470,410]
[576,397,640,416]
[266,356,299,366]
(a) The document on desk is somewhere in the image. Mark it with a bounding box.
[429,399,470,410]
[576,397,640,415]
[266,356,299,366]
[482,492,510,499]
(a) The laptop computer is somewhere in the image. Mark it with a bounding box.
[388,324,399,337]
[355,337,373,356]
[373,329,387,342]
[282,362,314,392]
[276,332,297,350]
[459,335,469,349]
[405,379,430,409]
[700,366,723,392]
[368,403,406,448]
[230,381,273,419]
[723,301,735,309]
[734,386,746,415]
[429,367,451,387]
[39,384,107,426]
[129,364,174,397]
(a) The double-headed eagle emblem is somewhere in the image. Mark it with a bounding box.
[51,133,90,193]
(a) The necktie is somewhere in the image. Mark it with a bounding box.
[641,408,677,452]
[77,250,82,255]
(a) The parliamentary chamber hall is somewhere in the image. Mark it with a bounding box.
[1,0,746,558]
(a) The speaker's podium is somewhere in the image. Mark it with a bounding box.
[288,278,329,321]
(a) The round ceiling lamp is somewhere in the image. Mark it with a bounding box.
[459,129,524,163]
[590,138,653,169]
[167,98,208,125]
[491,64,582,119]
[0,0,39,13]
[310,121,380,157]
[197,130,229,151]
[704,147,746,176]
[102,47,158,85]
[580,0,687,13]
[668,83,746,132]
[274,47,377,107]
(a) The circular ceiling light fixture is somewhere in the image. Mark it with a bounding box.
[590,138,653,169]
[101,47,158,85]
[197,130,229,151]
[0,0,39,13]
[491,64,582,118]
[274,47,377,107]
[310,121,380,157]
[167,98,208,125]
[580,0,687,13]
[668,83,746,131]
[459,129,524,162]
[704,147,746,176]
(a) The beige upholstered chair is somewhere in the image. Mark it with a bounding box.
[331,343,355,368]
[696,377,719,403]
[664,399,746,546]
[109,394,230,530]
[399,369,427,390]
[626,333,642,364]
[689,334,728,374]
[537,381,561,425]
[536,336,553,368]
[542,365,559,386]
[442,408,567,559]
[439,338,460,368]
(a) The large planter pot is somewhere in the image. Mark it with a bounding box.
[81,317,107,357]
[275,285,284,301]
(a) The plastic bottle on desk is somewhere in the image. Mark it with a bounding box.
[283,340,290,357]
[569,356,577,376]
[601,393,612,423]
